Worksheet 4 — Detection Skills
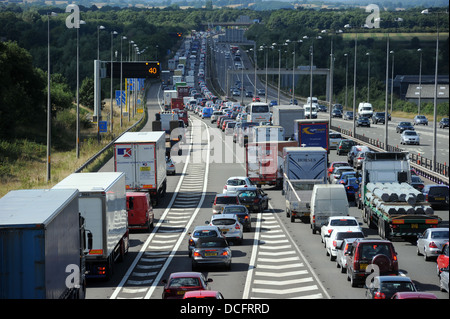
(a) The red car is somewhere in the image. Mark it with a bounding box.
[327,161,349,179]
[183,290,224,299]
[162,272,213,299]
[252,96,261,102]
[437,242,449,276]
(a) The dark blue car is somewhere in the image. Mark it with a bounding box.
[422,185,449,209]
[337,171,361,200]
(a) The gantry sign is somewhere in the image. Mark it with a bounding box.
[105,61,161,79]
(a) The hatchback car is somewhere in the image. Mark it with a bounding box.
[320,216,361,244]
[343,111,354,120]
[188,225,223,257]
[328,161,349,179]
[400,130,420,145]
[346,239,399,287]
[212,193,240,214]
[191,237,232,270]
[209,214,244,244]
[372,112,386,124]
[331,109,342,118]
[223,176,253,193]
[396,121,414,133]
[356,116,371,127]
[336,139,357,156]
[162,272,213,299]
[329,132,343,150]
[365,276,416,299]
[437,242,449,276]
[326,230,365,261]
[222,205,251,232]
[336,238,357,273]
[422,185,449,209]
[353,150,369,170]
[439,117,449,129]
[416,228,449,261]
[236,187,269,213]
[347,145,370,167]
[329,166,355,184]
[166,157,176,175]
[414,115,428,126]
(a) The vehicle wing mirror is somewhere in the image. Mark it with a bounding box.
[87,231,93,251]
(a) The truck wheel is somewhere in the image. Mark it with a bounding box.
[290,215,295,223]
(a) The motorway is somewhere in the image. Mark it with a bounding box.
[86,76,449,300]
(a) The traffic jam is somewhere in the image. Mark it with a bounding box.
[0,31,448,303]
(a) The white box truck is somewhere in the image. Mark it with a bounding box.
[272,105,305,140]
[53,172,129,280]
[114,132,167,206]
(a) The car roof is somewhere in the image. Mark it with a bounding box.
[168,272,204,279]
[183,290,220,298]
[237,186,259,191]
[376,276,412,283]
[215,192,238,197]
[193,225,220,231]
[227,176,248,180]
[329,216,357,220]
[212,214,238,220]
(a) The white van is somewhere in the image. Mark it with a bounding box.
[307,97,318,104]
[310,184,349,234]
[358,102,373,118]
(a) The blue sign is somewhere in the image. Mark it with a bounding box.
[99,121,108,133]
[298,123,329,150]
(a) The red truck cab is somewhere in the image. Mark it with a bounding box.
[126,192,154,231]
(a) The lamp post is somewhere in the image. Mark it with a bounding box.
[97,25,105,61]
[46,11,57,182]
[76,19,86,159]
[384,35,390,151]
[390,50,395,114]
[352,34,357,136]
[366,52,370,103]
[120,35,127,128]
[110,31,118,133]
[417,48,423,115]
[344,53,349,111]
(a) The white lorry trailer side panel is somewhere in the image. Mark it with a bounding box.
[272,105,305,140]
[53,172,127,259]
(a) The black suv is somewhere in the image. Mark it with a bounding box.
[346,239,399,287]
[372,112,385,124]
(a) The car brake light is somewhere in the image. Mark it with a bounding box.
[235,223,240,229]
[189,239,194,246]
[254,198,260,204]
[328,229,333,234]
[221,251,229,256]
[374,292,386,299]
[193,252,201,257]
[333,240,337,247]
[224,185,227,190]
[429,242,438,249]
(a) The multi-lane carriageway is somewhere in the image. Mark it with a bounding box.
[86,84,448,300]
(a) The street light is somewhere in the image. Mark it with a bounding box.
[110,31,118,133]
[97,25,105,61]
[46,11,57,182]
[366,52,370,103]
[76,19,86,159]
[344,53,349,110]
[390,50,395,114]
[417,48,423,115]
[120,35,127,128]
[384,35,390,151]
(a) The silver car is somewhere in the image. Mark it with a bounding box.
[400,130,420,145]
[417,228,449,261]
[414,115,428,126]
[336,238,358,273]
[209,214,243,244]
[440,268,449,293]
[191,237,232,270]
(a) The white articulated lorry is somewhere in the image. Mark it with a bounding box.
[53,172,129,281]
[114,131,167,206]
